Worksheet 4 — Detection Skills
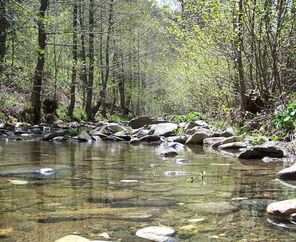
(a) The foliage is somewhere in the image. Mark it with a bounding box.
[74,107,86,121]
[107,114,128,123]
[56,103,70,122]
[172,112,206,123]
[273,102,296,131]
[0,112,5,121]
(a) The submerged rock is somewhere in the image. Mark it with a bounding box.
[278,164,296,180]
[175,159,191,164]
[186,202,236,214]
[266,199,296,221]
[55,235,89,242]
[8,179,28,185]
[239,144,284,159]
[160,149,178,157]
[136,226,175,242]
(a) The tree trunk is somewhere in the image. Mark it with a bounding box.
[31,0,49,124]
[236,0,248,112]
[79,0,87,109]
[0,0,6,78]
[119,48,126,116]
[68,0,78,119]
[93,0,114,117]
[85,0,94,121]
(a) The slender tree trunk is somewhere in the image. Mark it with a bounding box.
[85,0,94,121]
[236,0,248,112]
[68,0,78,119]
[79,0,87,109]
[0,0,6,80]
[31,0,49,124]
[119,49,126,116]
[93,0,114,117]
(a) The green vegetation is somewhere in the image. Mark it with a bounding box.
[273,102,296,132]
[0,0,295,142]
[172,112,206,123]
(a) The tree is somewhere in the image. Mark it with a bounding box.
[68,0,78,119]
[31,0,49,124]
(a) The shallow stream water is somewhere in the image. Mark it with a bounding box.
[0,140,296,241]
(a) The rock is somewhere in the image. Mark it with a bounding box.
[186,202,236,214]
[185,130,212,145]
[139,135,161,143]
[266,199,296,220]
[113,131,131,141]
[150,123,178,137]
[135,226,175,242]
[98,232,110,239]
[130,138,141,145]
[188,218,206,223]
[99,123,125,135]
[160,149,178,157]
[221,127,235,137]
[203,136,237,148]
[239,144,284,159]
[78,131,92,142]
[278,164,296,180]
[43,129,68,141]
[218,142,248,150]
[87,191,138,203]
[8,179,28,185]
[55,235,90,242]
[167,135,188,144]
[175,159,191,164]
[129,116,153,129]
[0,228,13,238]
[164,171,189,176]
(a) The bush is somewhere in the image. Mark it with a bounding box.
[172,112,206,123]
[74,107,86,121]
[273,102,296,131]
[107,114,128,123]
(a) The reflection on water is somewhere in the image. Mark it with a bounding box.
[0,140,296,241]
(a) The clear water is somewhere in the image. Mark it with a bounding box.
[0,140,295,241]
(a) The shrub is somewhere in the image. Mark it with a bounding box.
[172,111,206,123]
[273,102,296,131]
[74,107,86,121]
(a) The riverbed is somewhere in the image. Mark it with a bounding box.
[0,139,295,241]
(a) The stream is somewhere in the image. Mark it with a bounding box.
[0,139,296,241]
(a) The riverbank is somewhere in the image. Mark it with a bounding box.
[0,116,295,162]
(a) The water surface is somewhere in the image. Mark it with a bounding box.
[0,140,295,241]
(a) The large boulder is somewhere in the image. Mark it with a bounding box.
[129,116,153,129]
[238,144,284,159]
[150,123,178,137]
[185,130,212,145]
[266,199,296,221]
[136,226,175,242]
[278,164,296,180]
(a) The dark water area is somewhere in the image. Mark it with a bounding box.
[0,140,296,241]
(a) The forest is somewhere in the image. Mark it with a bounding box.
[2,1,296,241]
[0,0,295,133]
